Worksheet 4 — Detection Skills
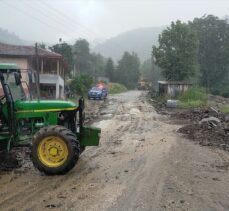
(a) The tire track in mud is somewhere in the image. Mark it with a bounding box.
[0,156,102,210]
[0,173,71,209]
[0,175,53,209]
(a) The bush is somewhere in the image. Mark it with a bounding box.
[152,94,170,104]
[220,105,229,113]
[211,88,221,96]
[179,87,207,101]
[70,74,93,96]
[178,100,207,108]
[221,86,229,98]
[108,83,128,94]
[178,87,208,108]
[211,84,229,98]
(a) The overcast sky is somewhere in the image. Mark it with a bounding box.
[0,0,229,44]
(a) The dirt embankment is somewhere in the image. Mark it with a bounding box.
[150,93,229,152]
[172,108,229,151]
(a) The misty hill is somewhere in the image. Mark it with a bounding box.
[93,26,165,62]
[0,28,26,45]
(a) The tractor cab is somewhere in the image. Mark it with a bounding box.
[0,64,25,134]
[0,64,37,133]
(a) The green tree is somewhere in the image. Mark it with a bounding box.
[140,59,153,80]
[69,74,93,96]
[49,42,73,77]
[189,15,229,93]
[140,59,164,90]
[153,20,199,81]
[105,58,115,82]
[116,52,140,89]
[72,39,91,75]
[90,53,106,78]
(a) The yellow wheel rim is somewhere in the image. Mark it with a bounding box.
[38,136,68,168]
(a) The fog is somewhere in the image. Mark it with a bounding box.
[0,0,229,43]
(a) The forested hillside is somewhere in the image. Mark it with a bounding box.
[93,27,164,61]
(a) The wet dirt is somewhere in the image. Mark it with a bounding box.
[173,108,229,151]
[0,91,229,211]
[0,151,20,171]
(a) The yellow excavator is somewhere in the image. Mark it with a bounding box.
[137,79,152,90]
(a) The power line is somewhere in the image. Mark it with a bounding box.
[0,0,123,56]
[0,0,76,41]
[38,0,105,39]
[23,0,90,39]
[37,0,123,53]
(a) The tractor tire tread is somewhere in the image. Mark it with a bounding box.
[31,125,80,175]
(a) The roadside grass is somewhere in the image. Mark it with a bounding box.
[177,100,207,108]
[177,87,208,108]
[152,94,170,104]
[108,83,128,94]
[220,105,229,113]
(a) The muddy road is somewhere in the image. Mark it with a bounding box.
[0,91,229,211]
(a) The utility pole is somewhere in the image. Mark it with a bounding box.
[35,43,40,100]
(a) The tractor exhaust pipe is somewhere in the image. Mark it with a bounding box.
[78,97,84,134]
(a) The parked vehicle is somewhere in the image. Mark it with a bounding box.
[88,86,108,100]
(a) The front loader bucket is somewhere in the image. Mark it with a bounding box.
[79,126,101,146]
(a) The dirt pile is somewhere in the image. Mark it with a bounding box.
[176,108,229,151]
[0,151,21,171]
[173,107,227,122]
[208,95,229,108]
[0,147,32,171]
[0,147,32,172]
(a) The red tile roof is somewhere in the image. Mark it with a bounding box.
[0,42,62,58]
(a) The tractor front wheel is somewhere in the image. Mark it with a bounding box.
[31,126,80,175]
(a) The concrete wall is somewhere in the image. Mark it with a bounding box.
[39,74,64,99]
[0,57,27,96]
[159,83,190,97]
[167,84,189,97]
[0,57,28,81]
[0,57,28,69]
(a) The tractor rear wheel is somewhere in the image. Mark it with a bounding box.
[31,126,80,175]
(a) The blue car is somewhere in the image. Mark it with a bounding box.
[88,86,108,100]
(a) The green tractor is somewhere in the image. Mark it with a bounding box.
[0,63,100,175]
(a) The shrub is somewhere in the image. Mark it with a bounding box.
[179,87,207,101]
[221,86,229,98]
[211,84,229,98]
[108,83,128,94]
[220,105,229,113]
[70,74,93,96]
[178,87,208,108]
